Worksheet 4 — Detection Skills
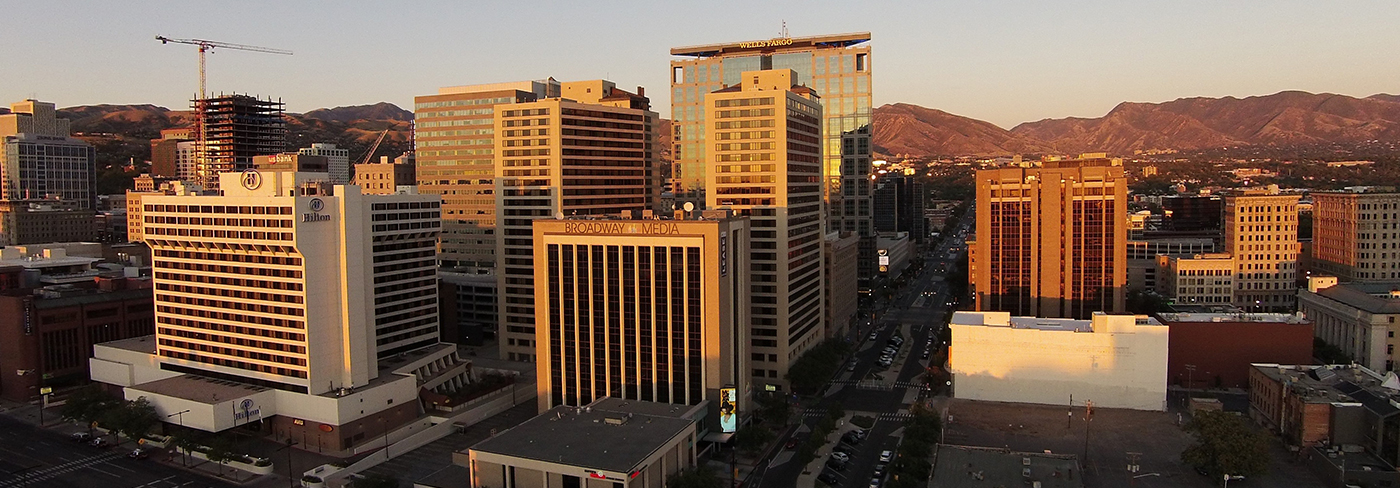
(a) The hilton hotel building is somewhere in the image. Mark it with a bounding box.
[532,214,750,434]
[706,69,826,391]
[90,171,467,452]
[672,33,876,283]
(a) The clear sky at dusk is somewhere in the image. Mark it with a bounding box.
[2,0,1396,128]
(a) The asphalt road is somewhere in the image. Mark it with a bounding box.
[756,218,970,488]
[0,415,237,488]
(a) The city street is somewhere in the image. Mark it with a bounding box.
[0,415,239,488]
[756,217,969,488]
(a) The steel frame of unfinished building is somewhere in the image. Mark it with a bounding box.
[193,94,286,189]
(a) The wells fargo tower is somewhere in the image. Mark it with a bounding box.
[969,154,1128,319]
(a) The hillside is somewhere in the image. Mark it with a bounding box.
[303,102,412,123]
[872,103,1054,157]
[1009,91,1400,155]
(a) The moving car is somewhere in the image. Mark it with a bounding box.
[868,331,878,341]
[90,437,111,448]
[879,450,893,463]
[128,448,150,459]
[70,432,92,442]
[785,437,801,450]
[847,361,858,372]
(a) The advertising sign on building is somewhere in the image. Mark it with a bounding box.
[719,387,737,433]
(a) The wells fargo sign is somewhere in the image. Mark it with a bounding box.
[738,38,793,49]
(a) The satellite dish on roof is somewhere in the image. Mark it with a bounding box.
[682,202,695,212]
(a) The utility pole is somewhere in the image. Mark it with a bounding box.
[1082,400,1094,463]
[1126,452,1141,486]
[167,409,191,466]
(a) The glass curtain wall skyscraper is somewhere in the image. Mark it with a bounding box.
[671,32,877,283]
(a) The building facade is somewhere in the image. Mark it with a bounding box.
[1161,195,1223,232]
[705,69,826,391]
[354,153,417,195]
[414,79,558,272]
[531,215,750,424]
[149,128,193,178]
[254,153,328,173]
[949,311,1168,411]
[1312,187,1400,282]
[970,155,1128,319]
[873,175,925,238]
[671,32,875,283]
[1156,253,1236,306]
[1299,276,1400,372]
[0,200,97,245]
[1158,312,1313,389]
[495,86,659,363]
[824,232,860,339]
[1223,186,1301,311]
[299,143,351,184]
[1,100,97,210]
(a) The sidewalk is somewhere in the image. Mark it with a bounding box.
[793,413,862,488]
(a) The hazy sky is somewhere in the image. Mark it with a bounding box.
[3,0,1396,128]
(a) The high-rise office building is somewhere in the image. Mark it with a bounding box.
[706,69,825,391]
[1223,186,1300,311]
[495,82,658,363]
[671,32,876,283]
[196,95,286,190]
[414,79,560,272]
[532,215,751,425]
[873,175,926,238]
[0,100,97,210]
[970,154,1128,319]
[299,143,351,184]
[1312,187,1400,282]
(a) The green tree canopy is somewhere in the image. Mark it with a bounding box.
[732,425,775,457]
[784,339,853,395]
[666,466,722,488]
[61,385,119,427]
[1180,410,1271,480]
[354,473,401,488]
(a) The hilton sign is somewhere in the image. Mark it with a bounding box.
[562,221,682,235]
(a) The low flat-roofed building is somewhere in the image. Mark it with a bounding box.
[950,311,1168,410]
[1156,253,1236,306]
[1299,276,1400,372]
[930,444,1082,488]
[1158,312,1313,389]
[466,397,700,488]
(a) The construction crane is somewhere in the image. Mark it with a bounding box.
[155,36,293,102]
[357,130,390,166]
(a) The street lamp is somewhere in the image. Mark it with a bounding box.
[167,409,191,466]
[1224,474,1244,487]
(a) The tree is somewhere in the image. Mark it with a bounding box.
[666,466,722,488]
[1180,410,1270,480]
[784,339,853,395]
[354,473,401,488]
[168,431,198,466]
[732,425,775,457]
[61,385,118,433]
[204,435,237,478]
[754,393,791,425]
[102,397,160,444]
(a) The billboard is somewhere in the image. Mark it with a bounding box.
[719,387,737,433]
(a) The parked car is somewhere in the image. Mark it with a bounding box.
[879,450,893,463]
[826,458,849,471]
[847,361,858,372]
[873,463,887,478]
[785,437,801,450]
[834,444,857,455]
[878,357,892,367]
[818,471,841,485]
[868,331,878,340]
[921,350,930,359]
[830,451,851,463]
[128,448,149,460]
[70,432,92,442]
[842,431,862,445]
[851,429,869,439]
[869,477,882,488]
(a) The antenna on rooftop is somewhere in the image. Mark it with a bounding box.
[779,21,789,38]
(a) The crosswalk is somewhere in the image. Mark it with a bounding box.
[0,451,125,488]
[878,412,913,422]
[829,379,924,390]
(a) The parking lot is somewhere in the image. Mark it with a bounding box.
[939,398,1327,488]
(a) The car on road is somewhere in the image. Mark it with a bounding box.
[818,471,841,485]
[847,361,858,372]
[879,450,893,463]
[785,437,801,449]
[921,350,930,359]
[830,451,851,463]
[868,331,878,340]
[90,437,111,448]
[71,432,92,442]
[873,463,887,478]
[128,448,150,459]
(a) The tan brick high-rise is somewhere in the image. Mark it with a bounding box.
[1223,186,1301,311]
[970,154,1128,319]
[1312,187,1400,282]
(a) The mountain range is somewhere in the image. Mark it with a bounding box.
[53,90,1400,173]
[874,91,1400,157]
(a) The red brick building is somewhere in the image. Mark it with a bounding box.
[1160,312,1314,389]
[0,278,153,401]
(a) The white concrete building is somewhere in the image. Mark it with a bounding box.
[90,171,463,452]
[299,143,351,184]
[1298,276,1400,372]
[949,311,1169,411]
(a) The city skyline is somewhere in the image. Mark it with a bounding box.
[0,1,1395,128]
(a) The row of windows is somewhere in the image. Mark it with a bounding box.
[155,271,303,291]
[147,227,293,241]
[156,260,303,278]
[144,204,292,215]
[155,250,302,266]
[160,316,305,342]
[158,348,308,379]
[159,327,306,354]
[158,305,305,329]
[415,97,514,110]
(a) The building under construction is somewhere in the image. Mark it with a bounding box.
[194,94,285,189]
